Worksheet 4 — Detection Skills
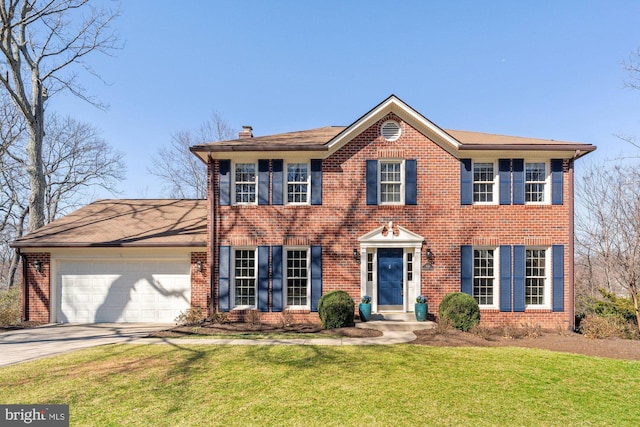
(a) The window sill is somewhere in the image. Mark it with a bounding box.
[470,204,499,209]
[231,306,257,311]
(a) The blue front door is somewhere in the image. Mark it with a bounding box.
[378,248,403,306]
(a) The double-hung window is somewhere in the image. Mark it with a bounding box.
[286,248,309,307]
[234,163,257,204]
[525,162,546,203]
[473,249,496,307]
[525,248,548,307]
[379,160,403,204]
[233,249,256,308]
[287,163,309,204]
[473,162,495,203]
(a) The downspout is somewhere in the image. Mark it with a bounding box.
[209,154,216,318]
[568,152,578,330]
[20,250,28,321]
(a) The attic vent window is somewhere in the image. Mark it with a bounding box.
[381,120,401,141]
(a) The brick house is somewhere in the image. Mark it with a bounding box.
[14,95,595,328]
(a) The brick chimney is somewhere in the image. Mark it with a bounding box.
[238,125,253,139]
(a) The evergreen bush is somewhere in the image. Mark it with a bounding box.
[438,292,480,332]
[318,290,355,329]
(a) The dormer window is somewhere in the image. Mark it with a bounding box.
[381,120,401,141]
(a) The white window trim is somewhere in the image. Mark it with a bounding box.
[525,247,552,310]
[378,159,405,205]
[473,246,500,310]
[231,247,257,310]
[232,161,258,206]
[524,159,551,205]
[285,161,310,206]
[284,246,310,310]
[472,160,498,205]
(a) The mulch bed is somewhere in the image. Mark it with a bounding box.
[4,321,639,361]
[148,322,382,339]
[149,321,640,361]
[410,328,640,361]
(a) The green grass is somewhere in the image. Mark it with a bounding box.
[1,344,638,426]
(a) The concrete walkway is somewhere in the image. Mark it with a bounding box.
[126,330,418,347]
[1,318,436,366]
[0,323,172,367]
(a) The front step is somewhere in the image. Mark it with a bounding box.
[356,312,436,332]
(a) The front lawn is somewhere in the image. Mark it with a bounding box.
[1,344,638,426]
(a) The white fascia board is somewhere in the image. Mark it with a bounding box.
[326,95,462,157]
[460,149,578,159]
[45,247,200,259]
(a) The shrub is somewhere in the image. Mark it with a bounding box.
[245,309,261,326]
[579,314,632,339]
[318,290,355,329]
[210,311,228,324]
[0,286,21,327]
[588,289,636,324]
[438,292,480,332]
[175,306,206,326]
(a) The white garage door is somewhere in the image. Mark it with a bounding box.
[57,259,191,323]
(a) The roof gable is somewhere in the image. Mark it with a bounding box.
[189,94,596,160]
[326,94,461,156]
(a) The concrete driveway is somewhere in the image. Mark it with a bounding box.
[0,323,169,367]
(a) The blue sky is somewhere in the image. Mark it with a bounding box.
[50,0,640,199]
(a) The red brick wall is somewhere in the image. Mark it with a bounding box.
[190,252,208,310]
[209,114,575,329]
[23,253,51,323]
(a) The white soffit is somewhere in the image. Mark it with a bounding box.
[326,95,462,156]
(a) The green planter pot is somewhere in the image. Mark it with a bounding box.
[359,303,372,322]
[415,303,428,322]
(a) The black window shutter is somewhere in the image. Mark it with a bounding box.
[513,245,525,312]
[499,245,512,311]
[405,159,417,205]
[460,159,472,205]
[366,160,378,205]
[311,159,322,205]
[512,159,525,205]
[219,160,231,206]
[272,160,283,205]
[218,246,231,312]
[310,246,322,312]
[258,246,269,312]
[460,245,473,295]
[552,245,565,312]
[258,160,270,205]
[272,246,283,312]
[498,159,511,205]
[551,159,564,205]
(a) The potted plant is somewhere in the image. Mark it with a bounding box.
[359,295,372,322]
[415,295,428,322]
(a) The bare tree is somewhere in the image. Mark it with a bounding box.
[43,114,125,222]
[0,0,119,233]
[149,111,235,199]
[624,46,640,90]
[576,163,640,331]
[0,111,125,288]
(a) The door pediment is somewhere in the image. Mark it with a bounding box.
[358,222,424,249]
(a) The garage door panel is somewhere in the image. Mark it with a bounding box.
[57,259,191,323]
